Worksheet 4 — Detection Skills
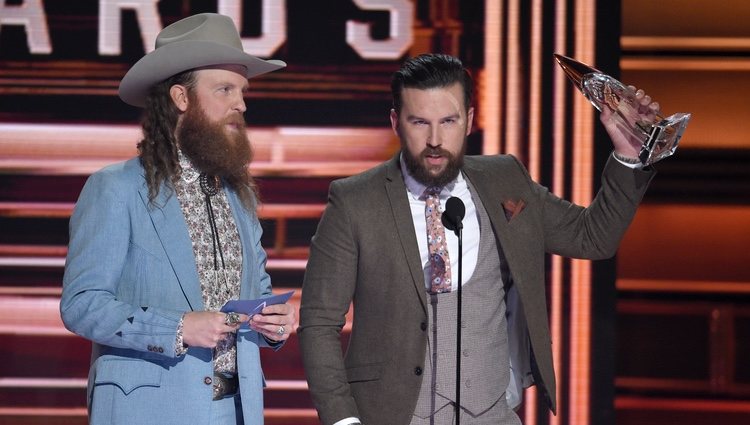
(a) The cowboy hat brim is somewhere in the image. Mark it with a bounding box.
[118,39,286,107]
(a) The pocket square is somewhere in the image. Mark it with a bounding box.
[502,199,526,222]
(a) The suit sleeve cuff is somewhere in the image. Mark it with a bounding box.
[174,314,188,356]
[333,417,362,425]
[612,151,644,169]
[261,334,284,349]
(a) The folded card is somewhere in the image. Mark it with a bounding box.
[220,290,294,316]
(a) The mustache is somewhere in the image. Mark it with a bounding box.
[224,114,246,128]
[421,147,452,157]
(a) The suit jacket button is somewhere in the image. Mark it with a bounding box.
[147,345,153,352]
[414,367,423,376]
[420,322,427,331]
[204,376,213,385]
[158,347,164,353]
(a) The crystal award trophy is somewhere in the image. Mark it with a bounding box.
[554,54,691,165]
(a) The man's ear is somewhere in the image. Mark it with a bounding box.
[389,109,399,136]
[169,84,189,112]
[466,106,475,136]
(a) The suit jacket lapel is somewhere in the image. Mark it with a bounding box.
[463,159,512,243]
[462,158,531,285]
[384,155,428,312]
[463,158,536,380]
[225,188,255,300]
[139,184,203,311]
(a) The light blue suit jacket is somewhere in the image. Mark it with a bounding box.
[60,158,275,424]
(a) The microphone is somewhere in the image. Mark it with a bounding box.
[441,196,465,235]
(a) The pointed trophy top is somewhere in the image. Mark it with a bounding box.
[553,54,601,91]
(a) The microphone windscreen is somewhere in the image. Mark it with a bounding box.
[445,197,465,221]
[442,197,465,231]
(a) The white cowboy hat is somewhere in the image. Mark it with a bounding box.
[118,13,286,107]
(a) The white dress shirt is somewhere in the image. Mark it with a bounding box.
[400,157,480,291]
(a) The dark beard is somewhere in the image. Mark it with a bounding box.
[401,142,465,188]
[177,104,252,179]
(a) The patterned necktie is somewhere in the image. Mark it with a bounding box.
[424,187,452,293]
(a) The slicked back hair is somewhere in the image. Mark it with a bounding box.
[390,53,474,115]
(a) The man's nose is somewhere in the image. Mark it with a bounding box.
[234,94,247,113]
[427,126,441,147]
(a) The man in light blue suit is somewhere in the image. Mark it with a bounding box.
[60,13,296,425]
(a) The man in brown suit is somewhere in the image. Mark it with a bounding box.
[299,54,658,425]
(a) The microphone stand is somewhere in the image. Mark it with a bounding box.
[442,196,465,425]
[455,223,462,425]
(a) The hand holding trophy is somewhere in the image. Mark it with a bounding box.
[555,54,691,166]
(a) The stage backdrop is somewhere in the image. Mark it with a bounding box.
[3,1,747,425]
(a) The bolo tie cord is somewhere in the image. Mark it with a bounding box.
[199,173,225,271]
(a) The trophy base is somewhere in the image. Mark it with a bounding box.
[639,112,691,166]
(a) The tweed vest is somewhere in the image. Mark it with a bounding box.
[412,184,516,422]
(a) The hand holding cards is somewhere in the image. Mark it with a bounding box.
[221,291,297,342]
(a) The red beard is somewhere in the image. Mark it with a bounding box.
[177,103,252,178]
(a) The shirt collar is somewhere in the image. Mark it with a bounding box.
[399,152,461,200]
[178,150,201,184]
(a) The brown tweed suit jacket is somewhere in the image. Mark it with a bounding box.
[299,153,654,425]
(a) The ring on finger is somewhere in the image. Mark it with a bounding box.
[276,325,285,336]
[225,312,241,326]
